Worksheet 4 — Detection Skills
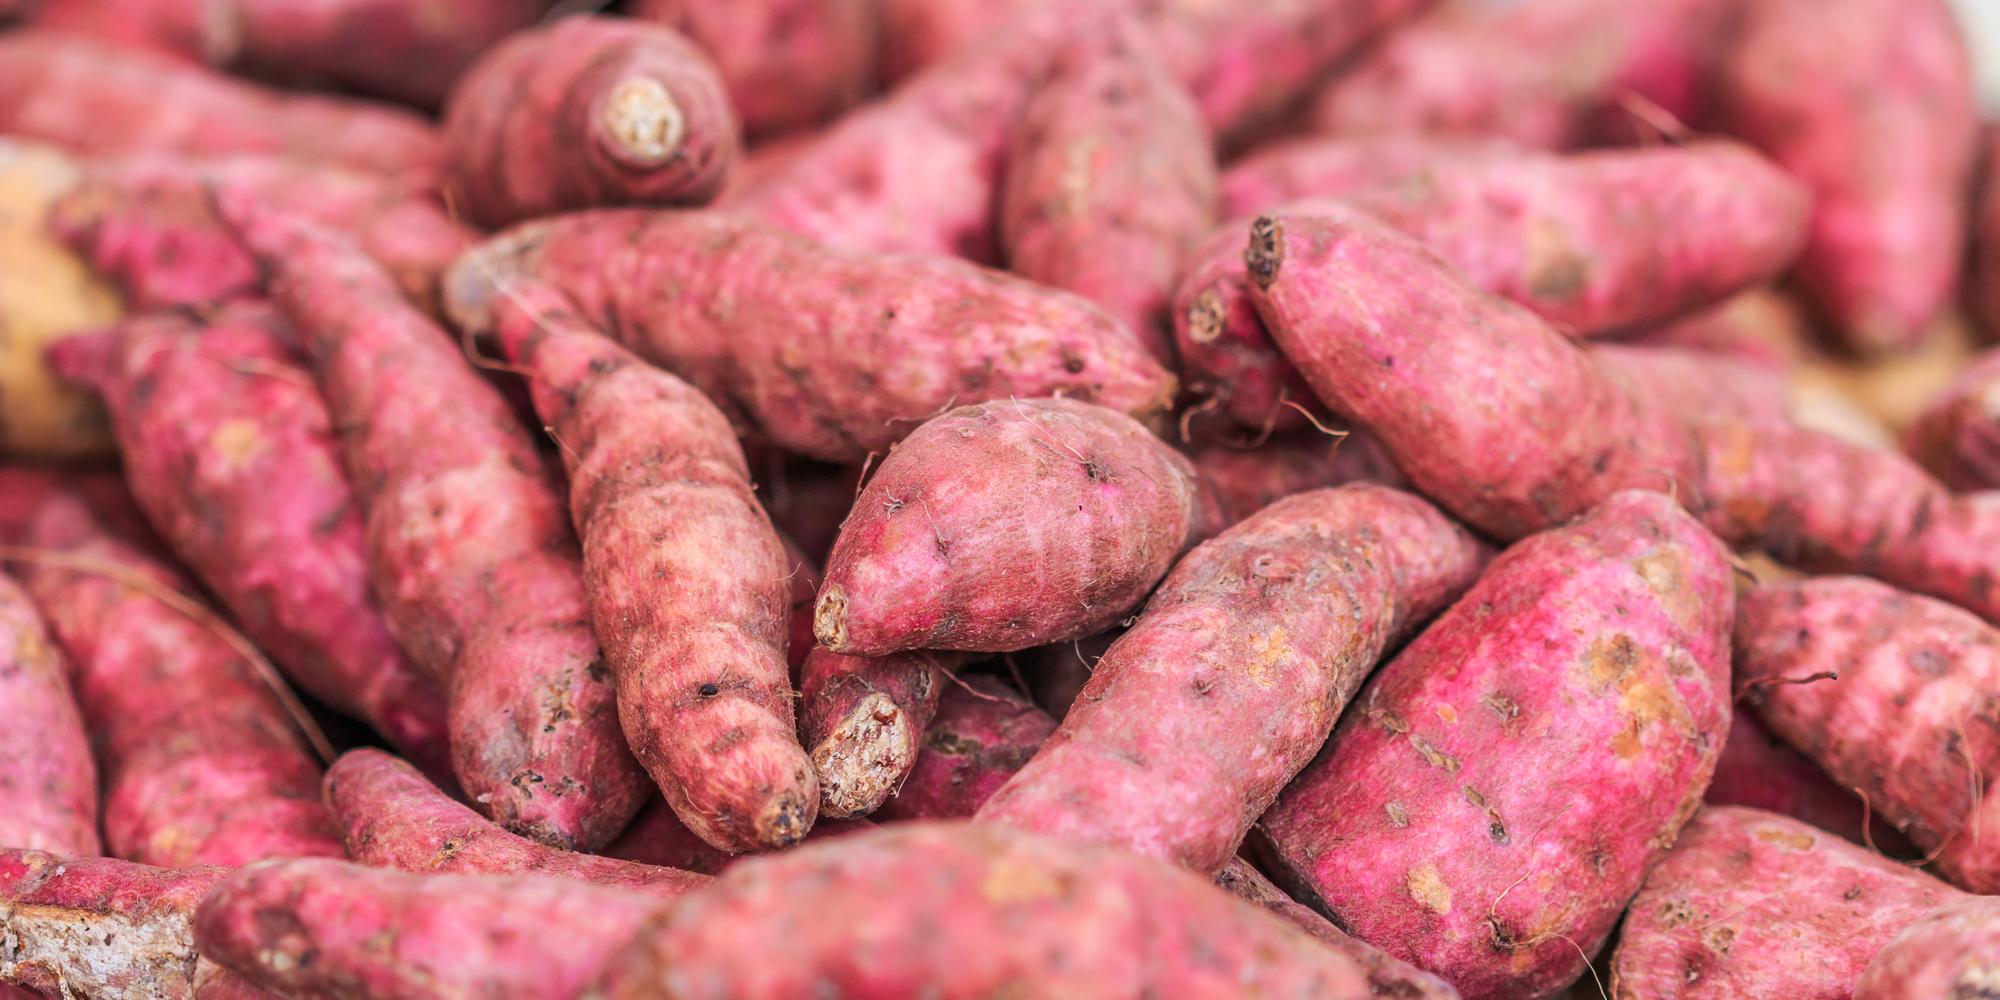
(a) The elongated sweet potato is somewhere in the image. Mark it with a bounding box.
[218,198,648,851]
[1707,712,1910,854]
[444,209,1175,464]
[11,492,341,868]
[0,571,96,857]
[1608,806,1963,999]
[596,822,1376,999]
[801,648,968,819]
[1257,491,1733,999]
[815,397,1208,656]
[488,284,814,852]
[48,306,451,779]
[629,0,877,137]
[0,34,439,177]
[1184,429,1409,525]
[1213,858,1461,1000]
[1855,895,2000,1000]
[196,859,664,1000]
[979,484,1488,873]
[1217,133,1518,221]
[876,674,1058,822]
[1717,0,1976,354]
[443,16,736,228]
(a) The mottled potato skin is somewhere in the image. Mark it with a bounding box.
[1609,806,1962,999]
[814,398,1208,656]
[1705,712,1909,854]
[629,0,876,136]
[1855,896,2000,1000]
[1185,429,1409,525]
[979,485,1489,874]
[597,823,1376,1000]
[1258,491,1734,1000]
[877,675,1058,822]
[0,572,97,857]
[1216,134,1520,221]
[444,209,1175,464]
[1908,345,2000,490]
[1213,858,1460,1000]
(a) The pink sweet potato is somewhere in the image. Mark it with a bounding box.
[1855,895,2000,1000]
[443,209,1176,464]
[196,859,664,1000]
[0,34,439,177]
[979,484,1488,873]
[877,0,1011,83]
[1716,0,1977,354]
[325,749,709,899]
[1617,287,1812,371]
[1257,491,1733,999]
[219,199,648,850]
[1707,712,1910,854]
[876,674,1058,822]
[1216,133,1518,221]
[1184,429,1410,526]
[601,799,732,876]
[442,16,737,229]
[1591,343,1789,426]
[1213,858,1461,1000]
[48,306,451,778]
[629,0,877,137]
[488,285,814,852]
[1608,806,1963,999]
[595,821,1376,999]
[814,397,1208,656]
[801,648,968,819]
[0,571,96,856]
[1972,125,2000,341]
[998,20,1216,362]
[1906,347,2000,490]
[11,492,341,868]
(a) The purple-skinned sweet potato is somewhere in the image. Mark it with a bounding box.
[443,208,1176,464]
[979,484,1489,873]
[1906,347,2000,490]
[1855,895,2000,1000]
[801,648,969,819]
[195,859,664,1000]
[1716,0,1977,355]
[442,16,737,228]
[487,284,814,853]
[217,197,649,851]
[876,674,1058,822]
[1257,491,1734,999]
[1213,858,1461,1000]
[0,571,96,857]
[10,492,341,868]
[596,821,1376,999]
[1608,806,1963,999]
[47,306,451,779]
[1216,133,1519,221]
[814,397,1209,656]
[325,749,709,899]
[1707,712,1911,854]
[1184,429,1410,526]
[629,0,877,137]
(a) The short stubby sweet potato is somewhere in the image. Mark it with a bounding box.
[1855,895,2000,1000]
[630,0,875,137]
[1906,347,2000,490]
[1717,0,1977,354]
[196,859,665,1000]
[1213,858,1461,1000]
[219,198,649,851]
[488,285,815,853]
[1257,491,1734,999]
[443,209,1176,464]
[800,648,968,820]
[1216,133,1518,221]
[1184,429,1409,526]
[12,492,342,868]
[1608,806,1963,999]
[49,306,452,779]
[596,822,1376,999]
[877,674,1058,822]
[1706,712,1909,854]
[814,398,1208,656]
[979,484,1488,873]
[0,571,96,857]
[442,16,737,228]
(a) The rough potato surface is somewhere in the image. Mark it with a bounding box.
[0,572,96,857]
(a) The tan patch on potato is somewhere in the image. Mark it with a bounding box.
[1633,550,1697,628]
[980,855,1066,905]
[1525,218,1589,303]
[209,418,267,472]
[1753,827,1817,852]
[1435,704,1458,725]
[1407,862,1452,915]
[1245,628,1291,687]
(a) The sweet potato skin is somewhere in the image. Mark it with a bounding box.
[1906,346,2000,490]
[877,674,1058,822]
[1717,0,1976,354]
[443,209,1176,464]
[220,200,648,851]
[979,484,1488,873]
[1213,858,1460,1000]
[1855,895,2000,1000]
[489,286,814,853]
[48,306,451,779]
[1973,125,2000,342]
[800,648,966,820]
[1591,344,1789,426]
[596,822,1376,999]
[1608,806,1963,999]
[0,572,96,857]
[814,398,1207,656]
[1618,287,1811,370]
[877,0,1003,83]
[196,859,664,1000]
[1706,712,1910,854]
[629,0,876,137]
[1258,491,1734,999]
[1185,429,1409,525]
[1216,133,1518,221]
[13,493,341,868]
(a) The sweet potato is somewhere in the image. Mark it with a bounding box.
[0,571,96,857]
[196,859,664,1000]
[1617,287,1812,370]
[875,674,1057,822]
[979,484,1488,873]
[1185,428,1409,526]
[442,16,737,228]
[1216,133,1518,221]
[1972,125,2000,341]
[1707,712,1911,854]
[443,209,1176,464]
[629,0,877,137]
[601,799,732,876]
[1213,858,1461,1000]
[596,822,1376,998]
[0,34,439,177]
[998,19,1216,362]
[1716,0,1977,354]
[0,849,270,999]
[815,397,1208,656]
[487,284,814,853]
[11,492,341,868]
[801,648,968,819]
[1257,491,1733,999]
[877,0,1009,83]
[48,306,451,778]
[1592,344,1789,426]
[1906,347,2000,490]
[218,199,648,850]
[1855,895,2000,1000]
[1608,806,1963,999]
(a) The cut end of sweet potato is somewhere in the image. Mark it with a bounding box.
[754,790,814,850]
[1245,216,1284,290]
[600,76,686,167]
[811,691,917,819]
[813,584,850,652]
